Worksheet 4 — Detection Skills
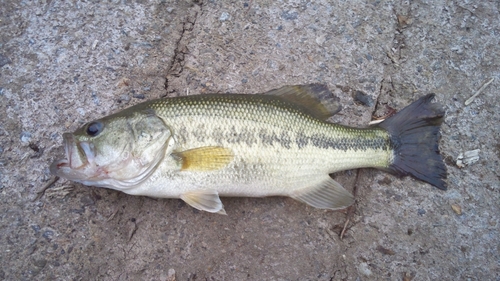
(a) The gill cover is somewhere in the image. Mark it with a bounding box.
[51,109,174,191]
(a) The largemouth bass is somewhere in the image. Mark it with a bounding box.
[50,84,447,214]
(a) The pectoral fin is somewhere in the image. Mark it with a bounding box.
[173,146,233,171]
[180,190,227,215]
[291,177,354,210]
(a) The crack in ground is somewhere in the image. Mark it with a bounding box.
[339,170,360,240]
[374,3,413,117]
[163,1,203,96]
[341,5,412,236]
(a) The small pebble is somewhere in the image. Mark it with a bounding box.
[42,230,54,240]
[118,94,130,103]
[91,92,100,105]
[167,268,176,281]
[21,132,32,143]
[31,224,41,234]
[281,10,298,20]
[316,35,326,45]
[219,12,230,21]
[358,262,372,276]
[451,204,462,215]
[77,108,86,116]
[32,259,47,268]
[456,149,480,168]
[353,90,373,107]
[0,54,12,67]
[80,195,95,206]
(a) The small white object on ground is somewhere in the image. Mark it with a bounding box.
[456,149,480,168]
[465,78,494,105]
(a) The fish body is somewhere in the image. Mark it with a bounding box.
[51,85,447,214]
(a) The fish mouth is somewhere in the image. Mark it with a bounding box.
[50,133,96,180]
[50,132,169,190]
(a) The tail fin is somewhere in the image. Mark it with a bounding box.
[378,94,447,190]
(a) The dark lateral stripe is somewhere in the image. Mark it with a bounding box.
[185,124,389,152]
[258,129,292,149]
[192,126,391,151]
[294,132,390,151]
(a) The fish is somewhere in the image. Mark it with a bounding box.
[50,84,447,214]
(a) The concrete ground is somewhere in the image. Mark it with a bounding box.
[1,0,498,280]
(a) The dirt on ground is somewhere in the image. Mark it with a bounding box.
[0,0,498,280]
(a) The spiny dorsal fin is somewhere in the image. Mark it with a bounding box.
[290,177,354,210]
[180,190,227,214]
[264,84,342,120]
[173,146,234,171]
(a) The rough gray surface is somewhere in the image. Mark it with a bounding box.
[1,0,498,280]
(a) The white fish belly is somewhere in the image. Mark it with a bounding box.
[124,140,390,199]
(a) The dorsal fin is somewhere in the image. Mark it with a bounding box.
[264,84,341,120]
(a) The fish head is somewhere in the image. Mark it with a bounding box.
[50,108,174,190]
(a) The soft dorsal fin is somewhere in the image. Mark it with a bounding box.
[264,84,342,120]
[173,146,234,171]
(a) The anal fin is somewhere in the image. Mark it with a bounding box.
[290,177,354,210]
[180,190,227,215]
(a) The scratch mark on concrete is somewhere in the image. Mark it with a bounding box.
[164,1,204,95]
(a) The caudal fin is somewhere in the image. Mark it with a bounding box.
[378,94,447,190]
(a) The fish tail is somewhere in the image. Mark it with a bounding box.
[378,94,447,190]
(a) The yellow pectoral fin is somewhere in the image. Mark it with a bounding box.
[174,146,234,171]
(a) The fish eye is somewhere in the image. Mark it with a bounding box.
[86,121,103,137]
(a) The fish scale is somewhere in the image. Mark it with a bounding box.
[130,94,393,197]
[51,84,447,214]
[151,94,391,158]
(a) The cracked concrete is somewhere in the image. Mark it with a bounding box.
[165,1,201,93]
[1,0,499,280]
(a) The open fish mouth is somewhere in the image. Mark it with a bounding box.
[50,132,170,190]
[50,133,96,179]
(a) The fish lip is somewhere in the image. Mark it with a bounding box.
[50,134,73,175]
[63,133,74,166]
[49,158,68,176]
[50,133,94,176]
